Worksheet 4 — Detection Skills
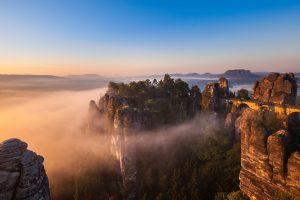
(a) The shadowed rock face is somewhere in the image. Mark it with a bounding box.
[237,108,300,199]
[0,138,51,200]
[252,73,297,105]
[90,78,202,199]
[96,94,150,199]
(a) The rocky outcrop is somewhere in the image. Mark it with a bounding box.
[219,77,229,98]
[89,77,202,199]
[112,106,141,199]
[97,94,147,199]
[237,108,300,199]
[252,73,297,105]
[0,138,51,200]
[201,77,229,110]
[224,111,239,140]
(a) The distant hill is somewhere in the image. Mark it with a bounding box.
[169,69,260,79]
[65,74,103,79]
[0,74,63,80]
[220,69,260,79]
[170,72,219,78]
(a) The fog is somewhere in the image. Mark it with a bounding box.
[0,78,298,181]
[0,88,109,176]
[134,112,221,148]
[0,85,223,179]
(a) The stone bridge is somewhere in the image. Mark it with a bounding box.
[228,99,300,118]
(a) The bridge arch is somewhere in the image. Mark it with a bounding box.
[228,99,300,118]
[236,103,250,115]
[237,103,249,110]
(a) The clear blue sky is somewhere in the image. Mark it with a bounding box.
[0,0,300,75]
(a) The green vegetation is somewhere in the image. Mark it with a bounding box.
[134,130,241,200]
[51,129,241,200]
[227,191,250,200]
[50,155,123,200]
[51,76,244,199]
[214,191,250,200]
[237,89,250,100]
[273,191,295,200]
[107,74,201,127]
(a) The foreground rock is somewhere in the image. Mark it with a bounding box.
[237,108,300,199]
[0,138,51,200]
[252,73,297,105]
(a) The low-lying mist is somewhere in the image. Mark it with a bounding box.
[0,87,222,176]
[0,88,108,176]
[0,86,235,199]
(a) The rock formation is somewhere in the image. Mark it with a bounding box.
[237,108,300,199]
[89,76,202,199]
[224,111,239,140]
[0,138,51,200]
[219,77,229,98]
[202,77,229,110]
[252,73,297,105]
[88,100,106,133]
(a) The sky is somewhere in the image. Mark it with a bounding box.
[0,0,300,76]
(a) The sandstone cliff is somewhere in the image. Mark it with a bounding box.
[0,138,51,200]
[90,76,202,199]
[201,77,229,110]
[237,108,300,199]
[252,73,297,105]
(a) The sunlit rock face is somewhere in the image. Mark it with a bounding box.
[252,73,297,105]
[0,138,51,200]
[237,108,300,199]
[218,77,229,99]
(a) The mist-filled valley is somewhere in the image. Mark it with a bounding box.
[0,75,242,200]
[0,72,299,200]
[2,2,300,199]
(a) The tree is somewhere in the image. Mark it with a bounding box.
[273,191,295,200]
[237,89,250,100]
[227,191,249,200]
[214,192,227,200]
[229,91,235,98]
[162,74,174,93]
[108,82,120,94]
[190,85,201,98]
[173,79,190,99]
